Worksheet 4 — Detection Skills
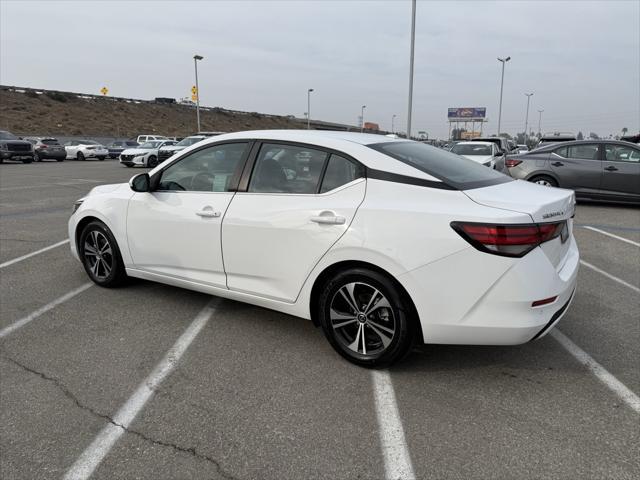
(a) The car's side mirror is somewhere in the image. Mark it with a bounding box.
[130,173,150,192]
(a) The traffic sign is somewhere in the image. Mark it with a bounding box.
[100,86,109,96]
[191,85,197,95]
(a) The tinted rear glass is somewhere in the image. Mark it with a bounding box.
[41,139,60,145]
[0,131,18,140]
[369,141,512,190]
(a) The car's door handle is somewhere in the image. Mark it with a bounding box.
[604,165,618,172]
[551,161,564,167]
[311,214,346,225]
[196,207,221,218]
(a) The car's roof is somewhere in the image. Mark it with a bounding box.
[210,129,406,146]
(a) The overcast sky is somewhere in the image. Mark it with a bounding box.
[1,0,638,138]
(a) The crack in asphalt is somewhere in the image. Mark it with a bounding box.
[2,354,240,480]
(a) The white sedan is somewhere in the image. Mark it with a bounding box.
[450,141,503,169]
[64,140,109,161]
[119,140,177,168]
[69,130,579,366]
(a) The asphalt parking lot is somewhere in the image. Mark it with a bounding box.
[1,159,638,480]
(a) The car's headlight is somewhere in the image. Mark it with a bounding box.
[72,199,84,214]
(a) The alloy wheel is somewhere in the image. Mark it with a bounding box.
[83,230,113,280]
[535,179,553,187]
[329,282,396,356]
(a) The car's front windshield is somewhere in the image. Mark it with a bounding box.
[0,131,18,140]
[140,141,160,149]
[451,144,492,156]
[369,141,511,190]
[80,140,98,145]
[176,137,204,147]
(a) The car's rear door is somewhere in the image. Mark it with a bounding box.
[222,142,366,302]
[601,143,640,199]
[126,141,251,287]
[549,143,602,194]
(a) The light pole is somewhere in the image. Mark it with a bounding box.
[361,105,366,133]
[193,54,204,132]
[497,56,511,136]
[537,109,544,136]
[406,0,416,139]
[392,114,397,133]
[307,88,314,129]
[524,92,534,143]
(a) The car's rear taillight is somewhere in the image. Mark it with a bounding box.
[38,145,48,149]
[505,158,522,168]
[451,221,565,257]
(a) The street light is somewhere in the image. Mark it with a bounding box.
[406,0,416,139]
[497,56,511,136]
[193,54,204,132]
[361,105,366,133]
[307,88,314,130]
[524,92,534,143]
[392,114,397,133]
[537,109,544,136]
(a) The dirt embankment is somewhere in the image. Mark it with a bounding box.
[0,88,305,137]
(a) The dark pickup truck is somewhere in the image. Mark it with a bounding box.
[0,130,34,163]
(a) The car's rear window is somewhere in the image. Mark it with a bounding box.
[369,141,512,190]
[41,139,60,145]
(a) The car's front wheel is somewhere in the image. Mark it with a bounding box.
[147,155,158,168]
[79,221,127,287]
[318,268,416,367]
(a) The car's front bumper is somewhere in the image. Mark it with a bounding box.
[1,151,34,160]
[398,234,580,345]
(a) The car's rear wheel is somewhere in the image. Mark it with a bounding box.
[79,220,127,287]
[22,158,32,164]
[530,175,557,187]
[318,268,415,367]
[147,155,158,168]
[57,157,64,162]
[98,156,105,161]
[77,151,85,161]
[34,152,41,162]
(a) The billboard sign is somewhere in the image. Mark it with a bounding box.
[448,107,486,119]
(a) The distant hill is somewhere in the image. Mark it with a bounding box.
[0,86,310,138]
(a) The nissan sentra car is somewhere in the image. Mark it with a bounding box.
[69,130,579,366]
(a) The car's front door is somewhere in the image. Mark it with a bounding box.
[222,142,366,302]
[126,141,251,287]
[602,143,640,198]
[549,143,602,194]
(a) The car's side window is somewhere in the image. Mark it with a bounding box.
[320,154,365,193]
[248,143,328,194]
[553,146,568,158]
[157,142,249,192]
[567,144,600,160]
[605,145,640,163]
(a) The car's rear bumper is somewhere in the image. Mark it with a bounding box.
[399,235,580,345]
[39,151,66,159]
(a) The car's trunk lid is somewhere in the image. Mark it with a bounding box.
[463,179,576,269]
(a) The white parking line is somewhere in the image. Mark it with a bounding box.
[0,239,70,269]
[580,260,640,293]
[582,226,640,248]
[552,330,640,414]
[371,370,415,480]
[63,300,219,480]
[0,283,93,339]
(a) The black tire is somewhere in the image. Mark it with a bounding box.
[22,158,33,164]
[529,175,558,187]
[77,151,85,161]
[318,268,416,367]
[124,164,133,168]
[57,157,64,162]
[34,152,41,162]
[78,220,127,287]
[147,155,158,168]
[98,156,105,161]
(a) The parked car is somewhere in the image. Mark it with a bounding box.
[69,130,578,367]
[135,134,168,144]
[24,137,66,162]
[119,139,177,168]
[157,135,207,163]
[106,140,139,159]
[64,140,109,161]
[197,131,226,137]
[537,133,576,148]
[505,140,639,203]
[0,130,34,163]
[449,141,505,170]
[471,136,514,154]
